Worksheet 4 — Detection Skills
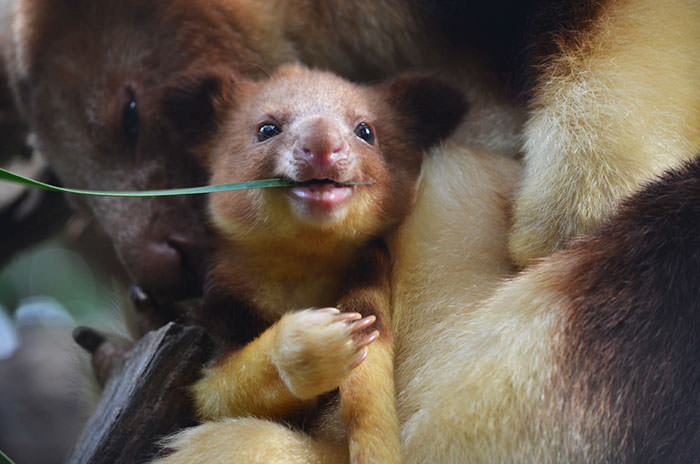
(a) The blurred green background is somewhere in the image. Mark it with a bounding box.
[0,236,120,464]
[0,239,117,355]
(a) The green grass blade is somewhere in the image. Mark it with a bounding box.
[0,168,293,197]
[0,450,16,464]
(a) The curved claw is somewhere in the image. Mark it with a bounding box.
[335,312,363,322]
[350,315,376,333]
[128,285,152,309]
[349,346,369,370]
[318,307,341,314]
[128,285,181,334]
[356,330,379,348]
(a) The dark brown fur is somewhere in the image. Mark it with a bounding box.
[337,238,393,339]
[410,0,610,96]
[553,156,700,462]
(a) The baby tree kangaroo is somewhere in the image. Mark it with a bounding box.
[159,65,466,463]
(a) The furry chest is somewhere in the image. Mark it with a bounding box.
[249,267,345,322]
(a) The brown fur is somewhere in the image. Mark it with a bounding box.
[0,0,27,167]
[410,0,700,265]
[551,160,700,462]
[4,0,521,298]
[4,0,275,298]
[167,65,466,463]
[157,419,349,464]
[394,155,700,463]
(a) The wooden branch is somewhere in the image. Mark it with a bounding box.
[68,323,214,464]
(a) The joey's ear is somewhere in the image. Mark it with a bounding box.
[161,69,238,149]
[386,75,468,150]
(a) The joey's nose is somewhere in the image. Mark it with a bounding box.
[295,118,349,173]
[137,234,205,299]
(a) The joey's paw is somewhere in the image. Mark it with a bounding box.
[272,308,377,399]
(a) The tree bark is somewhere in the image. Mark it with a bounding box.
[67,323,213,464]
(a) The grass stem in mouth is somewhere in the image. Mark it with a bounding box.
[0,167,373,197]
[281,177,375,187]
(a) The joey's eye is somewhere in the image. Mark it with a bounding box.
[257,123,282,142]
[123,99,139,141]
[354,122,375,145]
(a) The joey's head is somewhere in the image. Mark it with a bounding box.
[194,65,467,243]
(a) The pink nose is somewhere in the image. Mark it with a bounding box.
[294,118,349,178]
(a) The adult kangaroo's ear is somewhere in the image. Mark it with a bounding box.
[386,74,468,150]
[160,68,239,151]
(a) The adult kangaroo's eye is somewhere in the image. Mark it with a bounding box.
[257,123,282,142]
[354,122,375,145]
[123,98,139,141]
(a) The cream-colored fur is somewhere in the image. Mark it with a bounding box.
[391,143,556,463]
[160,135,666,463]
[510,0,700,264]
[170,8,699,461]
[398,263,566,463]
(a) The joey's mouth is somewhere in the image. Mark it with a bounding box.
[282,177,358,217]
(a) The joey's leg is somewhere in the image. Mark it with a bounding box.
[192,321,307,421]
[337,240,401,464]
[340,337,398,464]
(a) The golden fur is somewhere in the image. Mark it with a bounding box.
[233,0,700,267]
[399,154,700,462]
[157,419,348,464]
[152,49,699,459]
